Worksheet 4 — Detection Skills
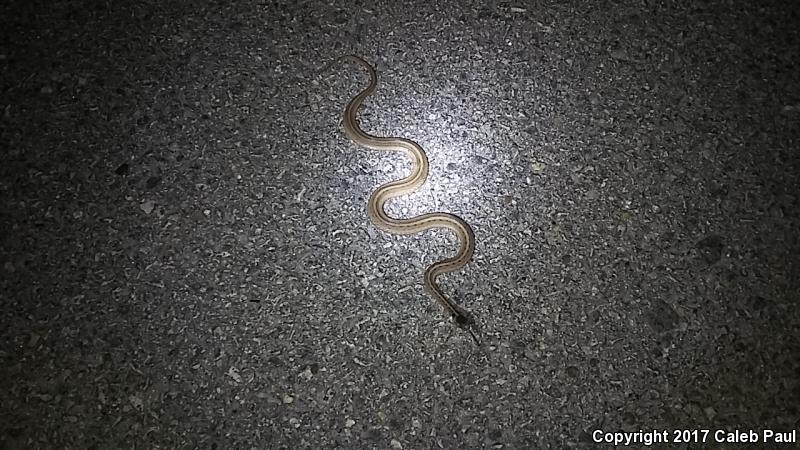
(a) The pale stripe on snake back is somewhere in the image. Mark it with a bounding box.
[338,55,478,340]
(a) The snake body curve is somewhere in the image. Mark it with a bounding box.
[339,55,477,332]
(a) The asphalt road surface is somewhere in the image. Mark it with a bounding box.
[2,1,798,448]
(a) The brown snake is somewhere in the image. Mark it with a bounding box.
[338,55,479,343]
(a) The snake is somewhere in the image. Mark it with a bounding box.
[338,55,479,342]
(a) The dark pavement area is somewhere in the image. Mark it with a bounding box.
[1,0,798,448]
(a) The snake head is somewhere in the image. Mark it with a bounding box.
[453,311,481,346]
[453,310,475,327]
